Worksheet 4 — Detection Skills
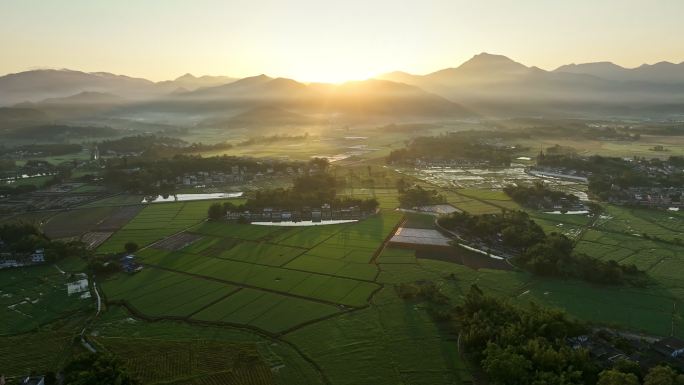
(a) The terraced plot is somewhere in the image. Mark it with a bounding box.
[43,206,119,239]
[597,205,684,242]
[99,212,403,334]
[446,195,501,215]
[98,200,232,253]
[92,337,274,385]
[0,332,77,376]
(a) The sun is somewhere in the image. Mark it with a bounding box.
[288,66,377,84]
[297,71,372,84]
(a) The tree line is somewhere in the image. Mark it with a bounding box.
[438,211,645,285]
[397,182,446,208]
[538,154,684,201]
[451,285,683,385]
[0,223,90,262]
[102,154,306,196]
[208,173,379,219]
[504,181,580,210]
[387,131,516,166]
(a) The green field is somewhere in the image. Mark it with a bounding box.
[98,211,404,336]
[286,286,473,385]
[0,330,82,377]
[596,205,684,242]
[7,131,684,385]
[0,265,92,335]
[92,336,275,385]
[97,200,237,253]
[90,306,326,385]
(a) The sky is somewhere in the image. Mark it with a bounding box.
[1,0,684,83]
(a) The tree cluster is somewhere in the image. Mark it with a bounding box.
[0,143,82,157]
[439,210,546,251]
[454,286,684,385]
[0,223,90,262]
[398,185,446,209]
[504,181,580,210]
[102,154,303,196]
[438,211,644,285]
[208,173,379,219]
[538,154,684,200]
[456,285,596,384]
[62,353,140,385]
[387,132,515,166]
[0,183,38,197]
[516,234,646,285]
[237,133,309,147]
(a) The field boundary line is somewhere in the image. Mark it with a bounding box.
[138,263,370,308]
[185,287,244,319]
[371,214,405,265]
[201,252,377,283]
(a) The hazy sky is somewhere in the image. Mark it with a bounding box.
[2,0,684,82]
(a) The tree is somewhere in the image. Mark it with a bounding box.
[396,178,407,193]
[208,202,225,220]
[63,353,139,385]
[482,343,532,383]
[597,369,640,385]
[644,365,684,385]
[124,242,139,254]
[613,358,642,379]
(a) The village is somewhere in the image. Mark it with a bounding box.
[0,244,45,269]
[569,331,684,373]
[226,204,371,223]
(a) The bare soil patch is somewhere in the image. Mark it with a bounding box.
[154,232,204,251]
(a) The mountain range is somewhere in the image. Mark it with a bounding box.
[0,70,237,106]
[2,53,684,122]
[378,53,684,116]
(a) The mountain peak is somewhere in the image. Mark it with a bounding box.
[230,74,273,86]
[456,52,528,73]
[176,73,197,81]
[554,62,626,74]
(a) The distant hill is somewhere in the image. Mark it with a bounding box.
[180,75,308,100]
[208,106,321,129]
[6,55,684,121]
[11,91,129,121]
[0,107,51,130]
[1,124,119,141]
[179,76,474,119]
[0,69,156,105]
[155,73,237,93]
[378,52,684,117]
[37,91,126,105]
[0,69,238,106]
[554,61,684,83]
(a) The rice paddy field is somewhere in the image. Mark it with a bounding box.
[96,199,241,254]
[0,330,83,377]
[92,336,275,385]
[98,211,404,335]
[6,146,684,385]
[89,307,326,385]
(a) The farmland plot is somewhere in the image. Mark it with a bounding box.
[92,337,274,385]
[99,212,401,334]
[43,206,118,239]
[0,265,92,335]
[98,201,224,253]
